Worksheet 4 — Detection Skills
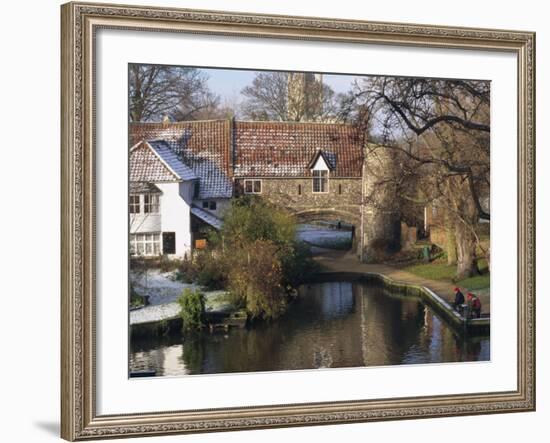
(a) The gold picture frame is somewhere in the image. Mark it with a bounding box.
[61,1,536,440]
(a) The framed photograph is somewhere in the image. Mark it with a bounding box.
[61,1,535,440]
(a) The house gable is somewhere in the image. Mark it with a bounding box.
[308,150,335,172]
[129,141,196,183]
[129,120,233,199]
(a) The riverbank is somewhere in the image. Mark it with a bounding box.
[130,270,242,337]
[312,247,490,315]
[130,278,489,376]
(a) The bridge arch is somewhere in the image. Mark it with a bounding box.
[292,208,361,227]
[291,208,362,254]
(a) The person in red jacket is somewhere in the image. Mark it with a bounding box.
[471,294,482,318]
[466,292,474,318]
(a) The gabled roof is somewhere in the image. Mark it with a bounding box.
[130,120,365,190]
[130,121,233,199]
[307,149,335,170]
[233,121,364,178]
[129,140,197,183]
[148,140,197,181]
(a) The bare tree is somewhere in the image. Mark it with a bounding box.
[129,64,220,122]
[240,72,342,122]
[240,72,290,121]
[346,77,490,278]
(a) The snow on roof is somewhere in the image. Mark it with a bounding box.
[233,121,363,178]
[191,205,223,230]
[130,121,233,199]
[130,141,178,183]
[148,140,197,181]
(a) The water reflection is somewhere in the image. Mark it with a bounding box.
[130,282,490,376]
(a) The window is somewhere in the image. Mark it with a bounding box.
[298,184,302,195]
[193,182,200,199]
[130,233,161,256]
[144,194,160,214]
[312,170,328,193]
[338,184,342,195]
[162,232,176,254]
[244,179,262,194]
[201,200,217,210]
[129,195,140,214]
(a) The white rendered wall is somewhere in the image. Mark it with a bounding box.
[194,198,231,218]
[156,182,192,256]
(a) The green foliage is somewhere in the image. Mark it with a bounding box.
[175,197,315,320]
[130,256,182,273]
[280,240,319,288]
[177,288,206,331]
[218,197,314,320]
[130,285,146,308]
[174,252,226,289]
[226,239,287,320]
[221,196,296,249]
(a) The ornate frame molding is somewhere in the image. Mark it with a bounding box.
[61,2,535,440]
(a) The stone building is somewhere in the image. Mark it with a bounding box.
[130,119,402,261]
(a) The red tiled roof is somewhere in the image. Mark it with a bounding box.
[130,120,233,198]
[233,121,364,177]
[130,120,365,193]
[130,141,179,182]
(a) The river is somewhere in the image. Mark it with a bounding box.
[130,280,489,376]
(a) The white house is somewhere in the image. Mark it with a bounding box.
[129,140,223,257]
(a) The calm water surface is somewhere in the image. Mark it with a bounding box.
[130,281,489,376]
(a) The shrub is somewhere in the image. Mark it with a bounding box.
[158,255,182,272]
[174,197,316,321]
[194,252,226,290]
[221,196,296,250]
[130,285,146,308]
[174,253,226,289]
[177,288,206,331]
[280,241,319,288]
[227,239,287,320]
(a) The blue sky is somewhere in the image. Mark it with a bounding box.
[202,68,363,102]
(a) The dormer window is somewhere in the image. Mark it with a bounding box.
[309,150,331,194]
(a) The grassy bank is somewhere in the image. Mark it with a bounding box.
[403,258,489,290]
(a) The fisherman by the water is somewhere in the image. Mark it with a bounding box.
[453,287,465,311]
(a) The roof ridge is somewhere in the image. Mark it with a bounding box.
[234,120,357,127]
[130,119,229,125]
[130,119,358,128]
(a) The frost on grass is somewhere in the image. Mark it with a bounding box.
[129,269,232,325]
[296,224,352,249]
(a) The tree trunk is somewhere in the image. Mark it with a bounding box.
[454,220,479,279]
[445,215,457,265]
